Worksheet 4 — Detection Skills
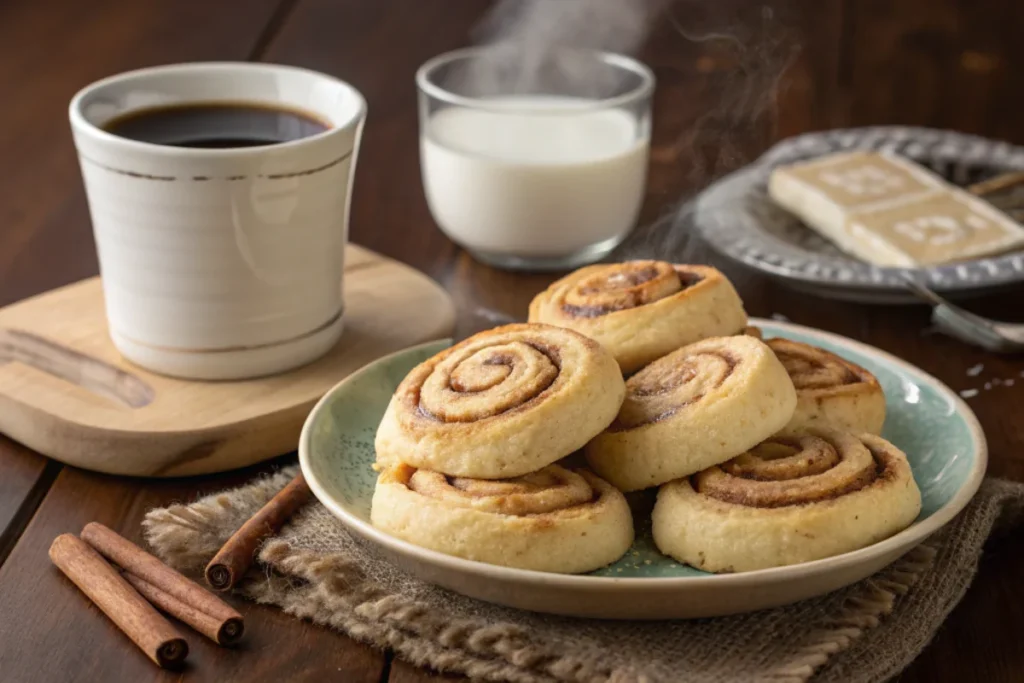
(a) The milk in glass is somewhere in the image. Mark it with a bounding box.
[421,96,648,259]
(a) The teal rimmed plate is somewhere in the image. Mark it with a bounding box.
[299,319,986,619]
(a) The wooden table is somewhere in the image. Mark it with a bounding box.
[1,0,1022,681]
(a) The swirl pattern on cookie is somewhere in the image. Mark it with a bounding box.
[584,335,797,491]
[528,261,748,374]
[652,429,922,572]
[407,467,594,515]
[766,337,886,434]
[371,464,634,573]
[375,323,625,479]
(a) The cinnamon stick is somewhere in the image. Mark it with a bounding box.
[49,534,188,668]
[123,572,244,646]
[205,472,312,591]
[80,522,243,645]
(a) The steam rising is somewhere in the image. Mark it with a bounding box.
[639,3,798,261]
[453,0,798,261]
[663,5,798,181]
[474,0,669,70]
[449,0,670,99]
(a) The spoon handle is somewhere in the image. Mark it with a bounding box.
[901,276,1023,353]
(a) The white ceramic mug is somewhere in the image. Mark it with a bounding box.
[69,62,366,380]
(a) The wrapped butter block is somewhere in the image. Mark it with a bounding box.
[769,150,1024,266]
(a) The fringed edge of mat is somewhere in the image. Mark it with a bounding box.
[143,469,943,683]
[258,541,648,683]
[762,542,939,683]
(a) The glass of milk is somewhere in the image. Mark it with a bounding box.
[416,47,654,271]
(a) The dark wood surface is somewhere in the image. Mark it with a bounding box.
[0,0,1022,681]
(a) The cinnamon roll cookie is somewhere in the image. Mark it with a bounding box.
[767,338,886,435]
[375,323,624,479]
[584,335,797,491]
[652,429,922,572]
[528,260,748,374]
[371,464,634,573]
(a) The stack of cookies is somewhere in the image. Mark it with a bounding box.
[371,260,922,574]
[371,324,634,574]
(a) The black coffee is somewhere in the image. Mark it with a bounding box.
[103,102,330,148]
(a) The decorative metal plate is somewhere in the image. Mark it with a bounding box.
[693,127,1024,302]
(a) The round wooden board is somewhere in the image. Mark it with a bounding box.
[0,245,455,476]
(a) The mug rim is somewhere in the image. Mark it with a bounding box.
[69,61,367,158]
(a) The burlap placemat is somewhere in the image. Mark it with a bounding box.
[144,468,1024,683]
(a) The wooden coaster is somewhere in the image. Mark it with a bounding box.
[0,245,454,477]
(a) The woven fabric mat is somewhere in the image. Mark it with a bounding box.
[144,469,1024,683]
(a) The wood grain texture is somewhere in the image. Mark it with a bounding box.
[0,0,284,308]
[900,535,1024,681]
[862,306,1024,483]
[0,437,59,565]
[0,0,386,680]
[260,0,485,307]
[0,0,285,567]
[0,461,386,683]
[0,246,454,476]
[845,0,1024,143]
[0,0,1022,681]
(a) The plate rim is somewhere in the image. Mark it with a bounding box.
[299,319,987,591]
[691,126,1024,295]
[695,168,1024,295]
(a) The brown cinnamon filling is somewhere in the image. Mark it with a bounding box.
[407,466,597,516]
[673,266,704,288]
[695,433,893,508]
[413,338,562,423]
[767,338,871,390]
[559,261,703,318]
[610,349,738,430]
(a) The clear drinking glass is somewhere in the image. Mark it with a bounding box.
[417,47,654,271]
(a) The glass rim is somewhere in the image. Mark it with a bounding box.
[416,46,655,113]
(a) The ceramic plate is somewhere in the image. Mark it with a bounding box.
[299,319,986,619]
[692,127,1024,303]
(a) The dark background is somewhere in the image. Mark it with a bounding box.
[0,1,1022,681]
